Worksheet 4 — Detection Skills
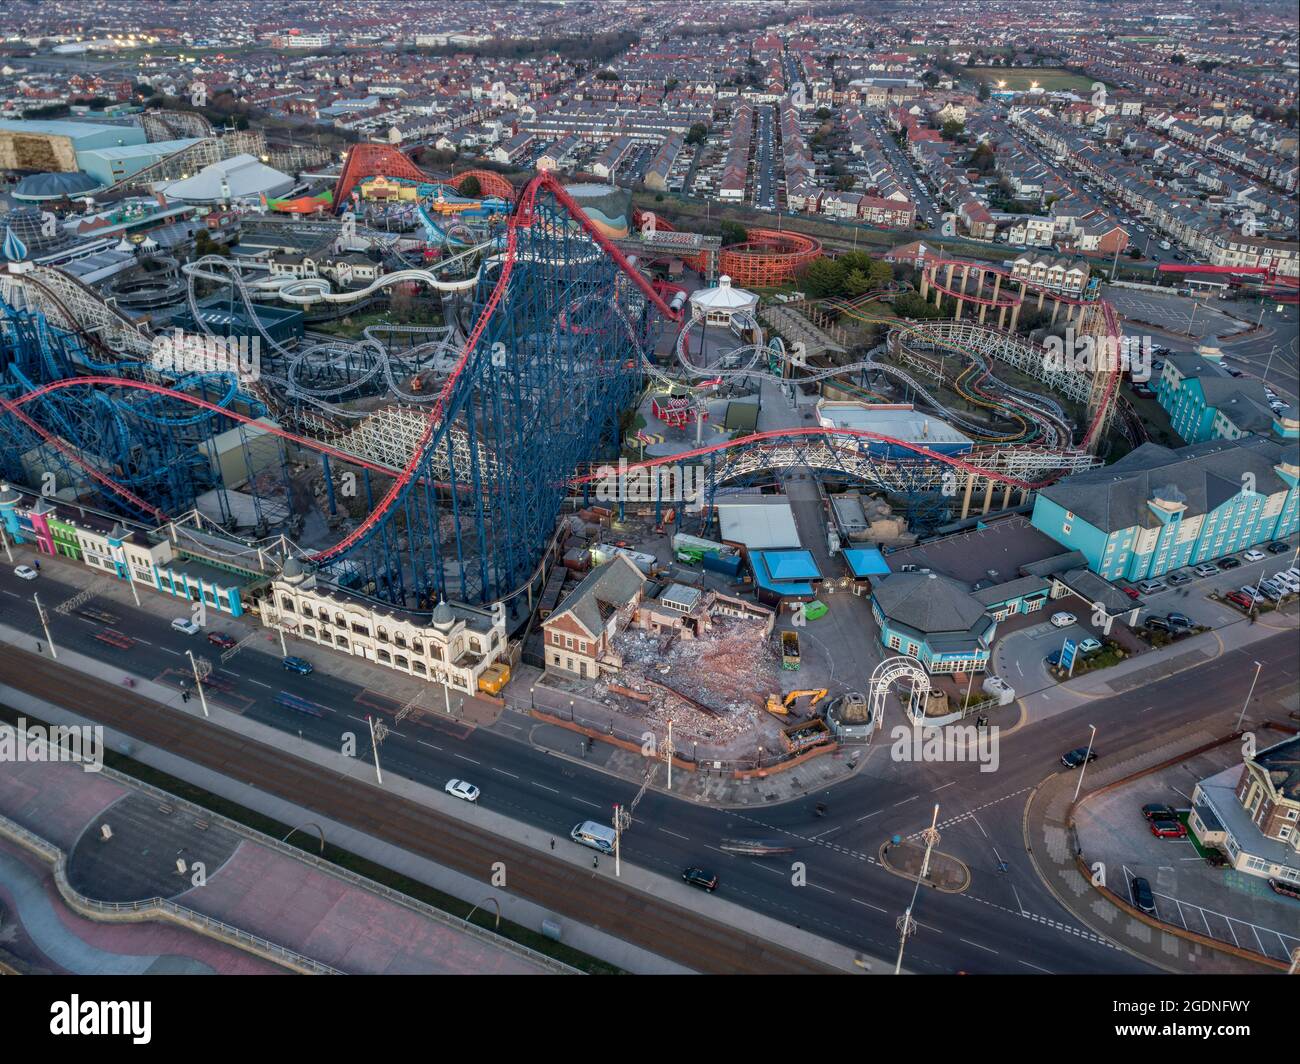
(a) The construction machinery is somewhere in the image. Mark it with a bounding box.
[765,688,828,717]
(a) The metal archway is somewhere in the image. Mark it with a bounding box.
[869,655,931,729]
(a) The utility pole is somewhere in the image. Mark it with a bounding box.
[664,719,674,791]
[895,802,940,975]
[367,714,387,784]
[33,593,56,659]
[1236,661,1262,730]
[185,650,209,717]
[613,802,630,878]
[1072,724,1097,802]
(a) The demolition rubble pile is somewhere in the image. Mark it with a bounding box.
[601,617,778,742]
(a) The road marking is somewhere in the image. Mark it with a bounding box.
[493,768,519,779]
[658,828,689,840]
[932,781,956,792]
[893,795,918,807]
[1018,959,1051,973]
[856,810,881,822]
[571,797,600,808]
[417,740,443,752]
[1,590,19,598]
[135,639,152,646]
[158,647,181,656]
[852,898,887,913]
[530,781,558,793]
[960,938,998,955]
[247,678,272,689]
[452,754,480,765]
[809,883,835,895]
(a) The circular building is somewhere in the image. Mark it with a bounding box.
[13,169,103,202]
[688,275,758,326]
[0,205,74,261]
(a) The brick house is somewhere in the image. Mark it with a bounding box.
[541,554,645,679]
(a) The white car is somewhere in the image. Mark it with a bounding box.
[170,617,200,635]
[1050,612,1077,628]
[1078,638,1103,655]
[1243,550,1266,563]
[444,779,480,803]
[13,565,38,580]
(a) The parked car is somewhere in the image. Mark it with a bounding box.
[1225,591,1255,609]
[1121,585,1141,600]
[1046,650,1062,667]
[1060,747,1097,769]
[1167,571,1193,586]
[1137,580,1166,595]
[207,632,237,649]
[1146,617,1173,633]
[1078,638,1103,655]
[1257,581,1284,602]
[170,617,200,635]
[1165,612,1193,630]
[1193,563,1219,577]
[1266,541,1290,555]
[1238,586,1264,606]
[1267,877,1300,900]
[13,565,38,580]
[682,867,719,892]
[1219,556,1242,570]
[1244,550,1266,562]
[282,656,313,675]
[444,779,480,803]
[1149,819,1186,839]
[1141,803,1176,821]
[1130,876,1157,914]
[1050,611,1077,628]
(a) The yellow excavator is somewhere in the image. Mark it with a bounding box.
[765,689,828,717]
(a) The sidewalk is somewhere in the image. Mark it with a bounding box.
[1023,711,1285,975]
[0,622,878,974]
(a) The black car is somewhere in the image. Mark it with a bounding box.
[1165,612,1193,630]
[1141,803,1176,821]
[1130,876,1156,915]
[1061,747,1098,769]
[1146,617,1173,633]
[1266,542,1290,555]
[1046,649,1062,667]
[1219,557,1242,570]
[682,867,718,892]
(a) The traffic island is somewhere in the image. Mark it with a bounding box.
[878,840,970,894]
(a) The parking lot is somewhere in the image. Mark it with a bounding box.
[1076,749,1300,966]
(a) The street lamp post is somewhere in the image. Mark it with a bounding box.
[367,714,383,784]
[0,525,12,563]
[1236,661,1263,730]
[185,649,209,717]
[894,802,940,975]
[1072,724,1097,802]
[33,593,56,659]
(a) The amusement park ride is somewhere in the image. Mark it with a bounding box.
[0,142,1268,617]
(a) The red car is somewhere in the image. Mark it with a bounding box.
[1225,591,1255,610]
[207,632,237,649]
[1149,819,1186,839]
[1121,586,1141,600]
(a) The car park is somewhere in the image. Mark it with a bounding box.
[13,565,37,580]
[170,617,200,635]
[1141,803,1176,821]
[282,656,313,675]
[1061,747,1097,768]
[1130,876,1157,914]
[444,779,480,802]
[1050,611,1076,628]
[1149,819,1186,839]
[682,867,719,892]
[1193,563,1218,577]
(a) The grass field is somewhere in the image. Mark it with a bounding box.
[966,67,1106,93]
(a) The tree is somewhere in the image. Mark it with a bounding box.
[893,292,942,319]
[977,81,991,101]
[665,78,679,92]
[815,107,832,121]
[720,220,748,247]
[685,122,708,146]
[941,119,964,138]
[457,174,481,197]
[798,258,847,298]
[836,174,856,191]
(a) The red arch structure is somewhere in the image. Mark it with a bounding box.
[718,228,822,287]
[449,168,515,201]
[333,144,430,207]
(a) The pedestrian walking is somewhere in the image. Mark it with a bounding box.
[33,559,39,570]
[36,641,42,653]
[550,838,555,851]
[593,855,599,869]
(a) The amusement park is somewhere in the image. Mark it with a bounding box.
[1,135,1296,771]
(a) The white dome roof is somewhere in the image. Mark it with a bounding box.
[689,275,757,310]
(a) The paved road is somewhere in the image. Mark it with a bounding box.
[2,557,1289,973]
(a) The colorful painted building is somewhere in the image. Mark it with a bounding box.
[1157,352,1297,444]
[1030,438,1299,582]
